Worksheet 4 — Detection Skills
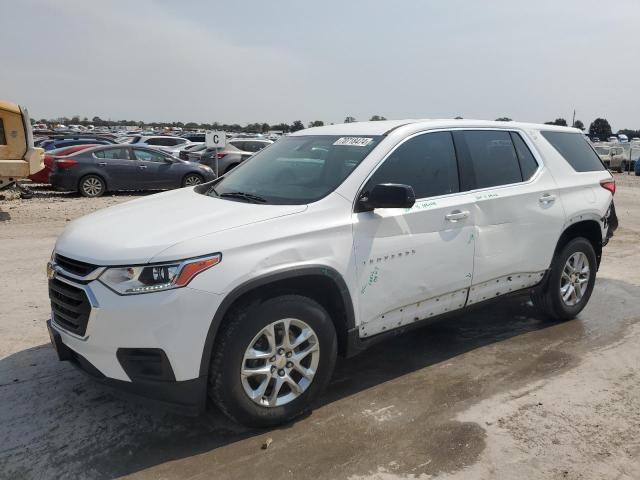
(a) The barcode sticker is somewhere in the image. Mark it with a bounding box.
[333,137,373,147]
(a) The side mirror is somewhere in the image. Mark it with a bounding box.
[358,183,416,211]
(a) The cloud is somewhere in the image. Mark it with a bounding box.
[2,0,639,128]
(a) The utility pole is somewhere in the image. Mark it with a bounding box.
[572,109,576,127]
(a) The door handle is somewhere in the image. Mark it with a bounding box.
[539,193,556,205]
[98,162,107,167]
[445,210,470,222]
[138,165,147,169]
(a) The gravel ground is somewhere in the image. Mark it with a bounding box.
[1,175,639,479]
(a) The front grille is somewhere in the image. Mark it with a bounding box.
[49,278,91,336]
[55,254,98,277]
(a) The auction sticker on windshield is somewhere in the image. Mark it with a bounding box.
[333,137,374,146]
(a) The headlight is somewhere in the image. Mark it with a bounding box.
[99,254,221,295]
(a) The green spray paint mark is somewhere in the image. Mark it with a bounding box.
[360,266,380,295]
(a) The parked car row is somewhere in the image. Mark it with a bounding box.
[35,135,116,151]
[26,132,274,195]
[48,144,215,197]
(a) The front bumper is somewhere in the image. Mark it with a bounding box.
[48,273,223,414]
[48,320,207,414]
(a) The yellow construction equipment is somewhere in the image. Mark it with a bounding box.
[0,100,44,189]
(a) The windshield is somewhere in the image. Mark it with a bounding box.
[595,146,609,155]
[206,135,382,204]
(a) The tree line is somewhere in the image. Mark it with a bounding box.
[494,116,638,139]
[35,113,637,139]
[34,115,387,134]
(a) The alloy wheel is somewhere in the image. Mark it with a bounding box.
[240,318,320,407]
[82,177,103,196]
[184,175,202,186]
[560,251,590,306]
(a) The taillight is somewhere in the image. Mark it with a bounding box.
[54,158,78,168]
[600,179,616,195]
[217,152,227,159]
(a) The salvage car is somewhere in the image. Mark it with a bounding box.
[188,143,253,174]
[46,120,617,427]
[595,144,628,172]
[49,144,215,196]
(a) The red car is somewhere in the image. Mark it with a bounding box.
[28,144,98,183]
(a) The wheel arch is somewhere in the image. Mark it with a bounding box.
[198,265,356,377]
[553,219,603,268]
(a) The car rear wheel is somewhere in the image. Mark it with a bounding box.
[182,173,203,187]
[79,175,106,197]
[531,237,597,321]
[618,161,627,173]
[208,294,337,427]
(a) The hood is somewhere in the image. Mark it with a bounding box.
[55,188,307,265]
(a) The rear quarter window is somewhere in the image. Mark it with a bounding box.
[541,131,605,172]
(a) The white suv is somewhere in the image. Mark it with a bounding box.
[47,119,618,427]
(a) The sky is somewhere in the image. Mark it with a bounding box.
[2,0,639,130]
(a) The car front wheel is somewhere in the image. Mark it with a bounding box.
[208,294,337,427]
[182,173,203,187]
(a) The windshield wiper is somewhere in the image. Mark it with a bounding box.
[219,191,267,203]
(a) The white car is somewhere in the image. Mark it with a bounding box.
[47,119,618,427]
[115,135,191,153]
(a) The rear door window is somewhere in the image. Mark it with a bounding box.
[133,148,168,163]
[458,131,523,189]
[94,148,130,160]
[541,131,606,172]
[365,131,459,199]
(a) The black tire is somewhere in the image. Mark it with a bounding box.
[78,174,106,197]
[224,163,239,174]
[209,294,337,428]
[532,237,597,321]
[618,161,627,173]
[182,173,203,187]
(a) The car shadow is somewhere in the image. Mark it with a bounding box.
[0,279,636,479]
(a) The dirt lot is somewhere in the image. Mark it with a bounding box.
[1,176,640,480]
